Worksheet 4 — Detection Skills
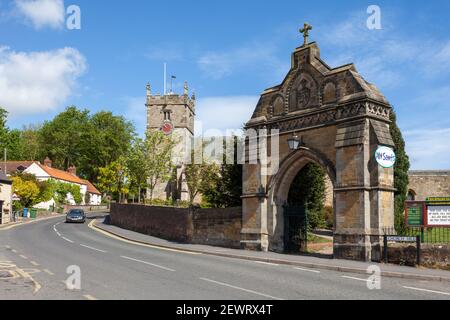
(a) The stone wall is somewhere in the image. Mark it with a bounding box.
[191,207,242,249]
[387,244,450,270]
[110,203,192,243]
[408,171,450,201]
[110,203,242,248]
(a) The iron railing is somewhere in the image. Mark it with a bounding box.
[382,227,450,244]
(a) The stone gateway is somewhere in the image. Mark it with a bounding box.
[242,35,396,262]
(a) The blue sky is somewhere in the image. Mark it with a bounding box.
[1,0,450,169]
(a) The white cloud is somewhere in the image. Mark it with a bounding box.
[196,96,259,136]
[404,128,450,170]
[15,0,64,29]
[0,46,86,117]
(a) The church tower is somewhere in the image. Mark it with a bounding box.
[145,81,196,202]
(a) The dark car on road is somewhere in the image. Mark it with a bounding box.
[66,209,86,224]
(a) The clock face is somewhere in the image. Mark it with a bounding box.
[161,122,174,135]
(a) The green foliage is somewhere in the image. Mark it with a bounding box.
[288,163,327,230]
[39,106,91,170]
[11,175,41,208]
[37,106,134,182]
[97,158,130,202]
[143,131,176,201]
[185,160,220,206]
[43,179,83,205]
[390,110,410,233]
[201,137,243,208]
[126,138,148,203]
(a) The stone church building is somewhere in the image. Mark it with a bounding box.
[145,82,195,202]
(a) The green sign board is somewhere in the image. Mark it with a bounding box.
[406,202,424,226]
[426,197,450,205]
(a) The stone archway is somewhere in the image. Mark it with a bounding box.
[241,40,396,262]
[266,147,336,252]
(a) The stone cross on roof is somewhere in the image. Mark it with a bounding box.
[300,23,313,46]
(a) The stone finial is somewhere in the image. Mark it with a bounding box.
[184,81,189,96]
[146,82,151,97]
[191,90,196,101]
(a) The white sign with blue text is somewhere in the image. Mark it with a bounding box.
[375,146,396,168]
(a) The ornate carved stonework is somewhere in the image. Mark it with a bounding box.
[251,102,391,134]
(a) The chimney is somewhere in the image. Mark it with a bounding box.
[44,157,52,168]
[67,165,77,176]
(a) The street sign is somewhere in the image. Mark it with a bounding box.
[386,236,417,242]
[375,146,396,168]
[405,202,425,227]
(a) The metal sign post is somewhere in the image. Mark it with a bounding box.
[383,235,421,266]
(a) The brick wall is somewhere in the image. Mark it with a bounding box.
[110,203,242,248]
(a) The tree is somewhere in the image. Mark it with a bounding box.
[144,131,176,201]
[11,175,41,209]
[39,107,135,182]
[184,149,220,205]
[126,138,148,203]
[39,106,90,170]
[202,136,243,208]
[20,125,42,161]
[390,110,410,233]
[97,159,130,203]
[81,111,135,182]
[288,163,327,230]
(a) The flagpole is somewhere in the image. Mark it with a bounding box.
[164,63,167,95]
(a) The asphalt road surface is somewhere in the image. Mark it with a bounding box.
[1,213,450,300]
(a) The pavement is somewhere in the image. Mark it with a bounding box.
[1,211,450,300]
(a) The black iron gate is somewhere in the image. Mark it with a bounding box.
[284,205,308,253]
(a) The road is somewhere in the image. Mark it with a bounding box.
[1,213,449,300]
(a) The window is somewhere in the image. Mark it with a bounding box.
[407,190,416,201]
[163,110,172,121]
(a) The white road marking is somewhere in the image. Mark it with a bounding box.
[30,261,40,266]
[294,267,321,274]
[19,255,28,260]
[403,286,450,296]
[120,256,176,272]
[200,277,284,300]
[43,269,55,276]
[62,237,74,244]
[88,220,200,255]
[342,276,368,282]
[12,249,18,253]
[80,244,107,253]
[253,261,280,266]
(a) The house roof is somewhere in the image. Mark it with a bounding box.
[0,161,39,174]
[81,179,102,195]
[37,164,85,185]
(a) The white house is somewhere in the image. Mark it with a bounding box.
[81,179,102,205]
[0,172,13,225]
